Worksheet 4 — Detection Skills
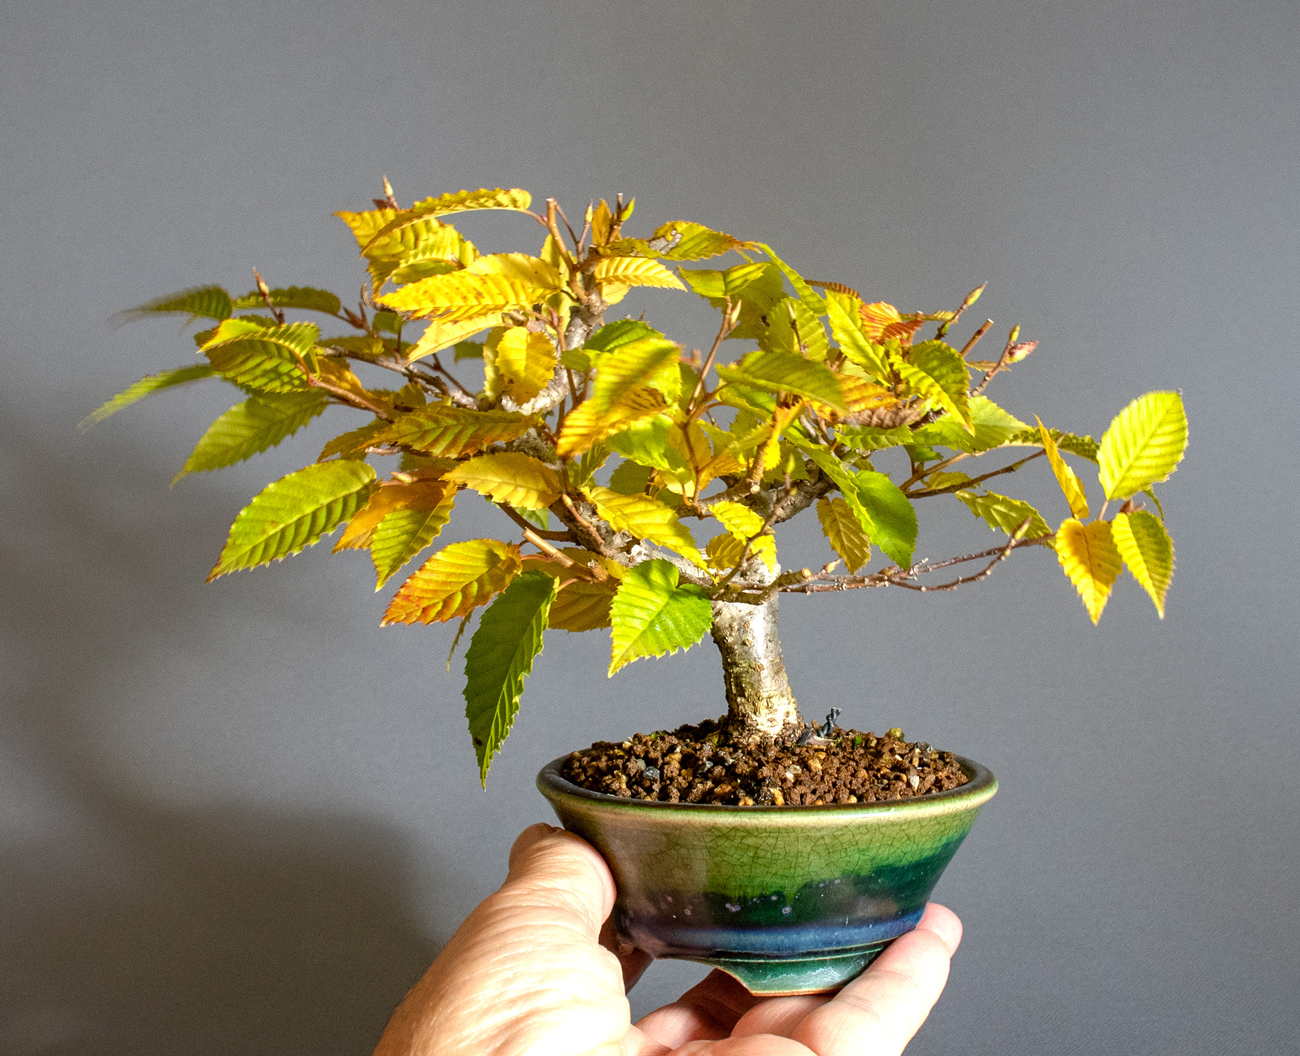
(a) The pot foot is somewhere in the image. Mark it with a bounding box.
[696,942,892,996]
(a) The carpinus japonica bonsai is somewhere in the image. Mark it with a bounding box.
[88,183,1188,796]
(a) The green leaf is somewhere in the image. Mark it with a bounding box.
[384,405,532,457]
[825,291,890,379]
[584,319,662,354]
[1112,510,1174,617]
[956,490,1052,540]
[678,262,770,299]
[209,460,376,579]
[717,350,846,412]
[853,470,918,569]
[591,334,682,410]
[200,319,321,393]
[231,286,342,316]
[453,339,485,361]
[121,285,232,322]
[608,560,712,675]
[463,570,557,785]
[175,390,327,482]
[796,442,917,567]
[370,487,457,588]
[1006,427,1100,462]
[607,415,690,476]
[892,341,971,430]
[756,243,826,318]
[762,297,829,361]
[835,424,914,452]
[608,460,654,496]
[1098,391,1188,499]
[912,396,1028,454]
[79,364,216,431]
[318,419,389,461]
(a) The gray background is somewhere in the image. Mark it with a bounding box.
[2,0,1296,1052]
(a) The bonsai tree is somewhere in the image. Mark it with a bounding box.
[87,184,1187,786]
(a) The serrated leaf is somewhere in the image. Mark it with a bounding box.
[816,496,872,572]
[356,188,529,256]
[585,485,705,566]
[319,335,386,358]
[379,254,562,321]
[836,424,914,452]
[912,396,1028,454]
[556,388,665,459]
[231,286,342,316]
[407,314,505,360]
[608,560,712,674]
[591,334,682,411]
[79,364,216,431]
[956,490,1052,540]
[384,405,532,457]
[708,501,777,570]
[486,326,555,404]
[1098,391,1188,499]
[717,350,846,412]
[1036,416,1089,519]
[607,415,690,476]
[370,484,458,587]
[757,243,826,318]
[1006,427,1100,462]
[679,263,771,299]
[318,419,390,462]
[893,341,971,430]
[590,256,685,291]
[796,443,916,567]
[336,476,447,551]
[571,442,610,488]
[584,319,662,355]
[608,221,754,262]
[176,390,327,482]
[201,319,321,393]
[1055,517,1123,624]
[463,569,556,785]
[383,539,522,625]
[607,459,654,496]
[209,461,376,580]
[547,578,616,632]
[825,290,890,379]
[1112,510,1174,617]
[858,301,904,340]
[763,297,830,361]
[444,452,561,510]
[122,285,232,322]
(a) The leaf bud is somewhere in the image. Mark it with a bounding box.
[963,282,987,308]
[1008,324,1020,344]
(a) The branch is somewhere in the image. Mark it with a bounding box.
[779,531,1050,595]
[907,450,1046,497]
[495,502,577,542]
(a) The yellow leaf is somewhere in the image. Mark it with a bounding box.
[585,485,705,567]
[406,313,504,361]
[444,452,562,510]
[380,253,563,321]
[336,478,454,552]
[816,496,872,573]
[590,256,686,291]
[704,531,776,573]
[1112,510,1175,618]
[486,326,555,404]
[548,578,616,631]
[382,539,522,625]
[590,200,613,247]
[1055,517,1123,625]
[556,389,666,459]
[1037,417,1089,519]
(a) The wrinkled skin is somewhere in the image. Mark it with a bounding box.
[373,824,963,1056]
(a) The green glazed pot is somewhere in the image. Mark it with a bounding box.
[537,755,996,995]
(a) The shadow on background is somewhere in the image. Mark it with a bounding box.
[0,400,441,1055]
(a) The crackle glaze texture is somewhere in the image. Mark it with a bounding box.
[538,756,997,994]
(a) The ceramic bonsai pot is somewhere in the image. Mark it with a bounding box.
[538,755,997,995]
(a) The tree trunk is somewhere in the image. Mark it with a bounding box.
[711,586,801,737]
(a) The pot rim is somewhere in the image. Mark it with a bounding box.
[537,753,996,814]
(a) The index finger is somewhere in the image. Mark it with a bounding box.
[787,903,962,1056]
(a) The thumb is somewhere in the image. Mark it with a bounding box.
[497,822,618,942]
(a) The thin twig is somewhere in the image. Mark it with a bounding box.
[686,298,737,418]
[907,451,1046,497]
[959,319,994,359]
[253,268,286,324]
[496,502,577,542]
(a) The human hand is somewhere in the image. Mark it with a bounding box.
[373,823,962,1056]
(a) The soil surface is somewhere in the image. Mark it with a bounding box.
[561,715,969,806]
